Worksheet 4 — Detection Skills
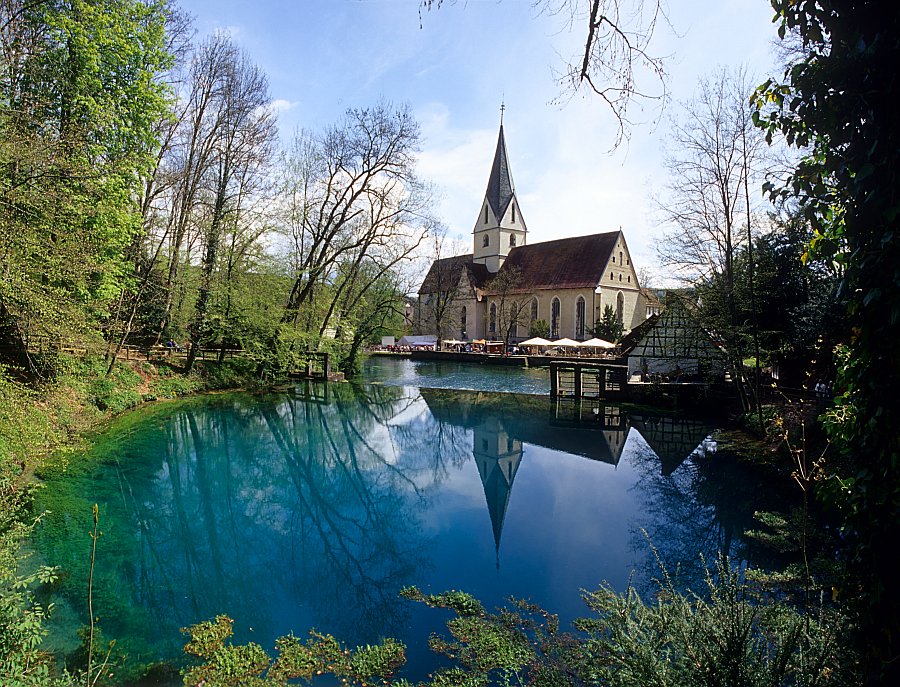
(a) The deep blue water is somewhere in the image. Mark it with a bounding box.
[35,359,771,683]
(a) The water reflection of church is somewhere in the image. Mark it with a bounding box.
[421,390,716,564]
[472,416,522,565]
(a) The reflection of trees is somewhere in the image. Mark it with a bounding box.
[389,402,471,484]
[37,384,449,663]
[255,387,432,640]
[36,383,794,672]
[628,440,726,594]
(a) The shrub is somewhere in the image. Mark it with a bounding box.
[0,481,61,687]
[181,616,406,687]
[183,557,855,686]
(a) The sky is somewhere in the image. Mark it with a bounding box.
[176,0,781,283]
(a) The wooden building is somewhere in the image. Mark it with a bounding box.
[620,293,728,383]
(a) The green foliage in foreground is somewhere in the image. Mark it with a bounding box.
[183,560,854,687]
[0,485,61,687]
[0,354,266,686]
[182,615,406,687]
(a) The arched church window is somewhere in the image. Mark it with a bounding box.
[460,306,467,339]
[483,234,489,247]
[531,298,538,322]
[551,298,560,338]
[512,203,516,223]
[619,273,622,282]
[489,302,497,335]
[575,296,584,339]
[510,234,516,247]
[620,251,623,264]
[616,291,624,325]
[484,205,489,224]
[575,297,586,339]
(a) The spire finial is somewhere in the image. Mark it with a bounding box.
[500,98,505,125]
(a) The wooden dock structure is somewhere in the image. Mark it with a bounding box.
[549,361,628,400]
[287,352,341,380]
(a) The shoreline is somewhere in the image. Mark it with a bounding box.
[369,350,738,413]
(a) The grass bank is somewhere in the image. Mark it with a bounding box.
[0,354,265,685]
[1,357,856,686]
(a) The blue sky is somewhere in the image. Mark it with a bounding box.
[177,0,779,279]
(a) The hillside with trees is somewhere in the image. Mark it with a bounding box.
[1,0,898,685]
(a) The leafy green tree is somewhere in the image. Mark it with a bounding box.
[0,0,172,373]
[333,265,411,375]
[183,36,277,373]
[0,480,60,686]
[697,209,840,388]
[529,319,550,339]
[593,304,624,342]
[754,1,900,679]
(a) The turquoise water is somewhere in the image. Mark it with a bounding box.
[35,360,775,683]
[361,355,551,394]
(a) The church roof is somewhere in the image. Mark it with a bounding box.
[419,253,490,294]
[486,125,516,220]
[490,231,620,293]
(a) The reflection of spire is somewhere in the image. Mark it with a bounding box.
[473,416,523,567]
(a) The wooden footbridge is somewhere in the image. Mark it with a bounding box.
[549,361,628,400]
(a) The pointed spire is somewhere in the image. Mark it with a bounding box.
[474,430,522,569]
[486,124,515,221]
[482,459,512,555]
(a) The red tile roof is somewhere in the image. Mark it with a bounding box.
[420,254,491,294]
[419,232,621,296]
[489,232,620,293]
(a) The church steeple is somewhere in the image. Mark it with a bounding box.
[473,119,527,273]
[486,124,515,222]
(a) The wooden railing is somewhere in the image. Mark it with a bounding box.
[23,337,243,363]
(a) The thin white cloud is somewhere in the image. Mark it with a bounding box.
[269,98,298,114]
[414,96,664,276]
[222,24,243,39]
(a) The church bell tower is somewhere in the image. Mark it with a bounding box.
[473,118,527,273]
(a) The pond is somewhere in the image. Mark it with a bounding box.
[34,358,780,683]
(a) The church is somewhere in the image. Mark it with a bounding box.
[417,122,650,343]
